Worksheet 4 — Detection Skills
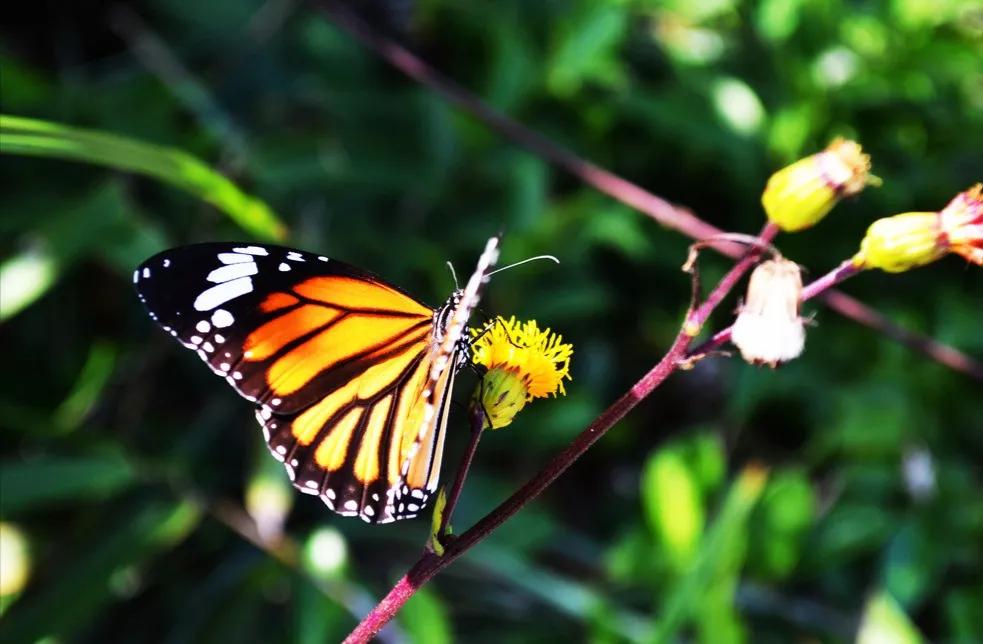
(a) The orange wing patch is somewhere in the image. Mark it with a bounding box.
[244,304,343,362]
[266,315,430,397]
[291,378,361,446]
[387,356,431,484]
[259,291,299,313]
[295,276,432,316]
[353,394,393,484]
[314,408,363,470]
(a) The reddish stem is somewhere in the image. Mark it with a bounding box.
[437,404,485,537]
[800,259,862,301]
[343,226,775,642]
[342,573,422,644]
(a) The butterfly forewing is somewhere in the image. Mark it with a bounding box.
[134,240,499,523]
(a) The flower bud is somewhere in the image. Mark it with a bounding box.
[474,368,529,430]
[852,184,983,272]
[731,258,805,367]
[852,212,945,273]
[762,138,876,232]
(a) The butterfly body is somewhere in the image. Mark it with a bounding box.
[134,241,498,523]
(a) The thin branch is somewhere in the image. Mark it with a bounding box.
[437,404,486,538]
[800,259,861,301]
[310,0,983,382]
[343,225,776,642]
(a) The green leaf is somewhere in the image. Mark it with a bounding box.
[651,466,769,643]
[748,468,816,579]
[548,3,629,96]
[0,451,136,515]
[642,447,705,570]
[857,591,926,644]
[0,114,287,241]
[51,341,118,434]
[0,246,58,321]
[399,587,452,644]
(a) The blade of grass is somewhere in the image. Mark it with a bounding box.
[650,465,769,643]
[0,114,287,241]
[0,451,136,515]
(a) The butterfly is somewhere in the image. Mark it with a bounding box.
[134,238,500,523]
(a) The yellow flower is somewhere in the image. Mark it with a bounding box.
[853,184,983,272]
[762,138,878,232]
[470,316,573,429]
[731,258,806,367]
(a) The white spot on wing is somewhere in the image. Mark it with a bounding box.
[343,500,358,511]
[233,246,268,256]
[194,277,253,311]
[207,262,257,283]
[132,270,139,283]
[317,256,329,262]
[196,320,211,333]
[142,267,150,278]
[211,309,234,328]
[218,252,252,264]
[163,258,171,267]
[278,262,291,272]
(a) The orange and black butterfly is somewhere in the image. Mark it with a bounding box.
[134,238,499,523]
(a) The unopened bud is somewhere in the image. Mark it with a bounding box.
[762,138,877,232]
[853,184,983,272]
[853,212,944,273]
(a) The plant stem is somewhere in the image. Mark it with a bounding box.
[343,225,776,643]
[800,258,862,301]
[437,404,486,538]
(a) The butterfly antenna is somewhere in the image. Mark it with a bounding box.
[446,261,460,290]
[487,255,560,277]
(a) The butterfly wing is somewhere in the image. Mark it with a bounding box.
[135,243,444,522]
[136,241,501,523]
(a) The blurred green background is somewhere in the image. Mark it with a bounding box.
[1,0,981,642]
